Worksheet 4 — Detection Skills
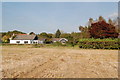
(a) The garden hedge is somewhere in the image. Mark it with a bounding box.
[79,41,119,49]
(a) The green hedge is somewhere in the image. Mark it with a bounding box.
[79,38,118,42]
[79,38,119,49]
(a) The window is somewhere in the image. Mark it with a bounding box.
[24,41,28,44]
[16,41,20,43]
[33,42,37,44]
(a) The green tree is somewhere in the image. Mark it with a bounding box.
[2,35,10,43]
[71,32,81,40]
[112,17,119,32]
[1,30,26,43]
[39,32,49,38]
[79,26,90,38]
[47,33,53,38]
[44,38,52,44]
[55,29,61,38]
[79,26,85,32]
[88,18,94,26]
[108,18,113,25]
[60,33,73,41]
[98,16,105,22]
[29,32,35,35]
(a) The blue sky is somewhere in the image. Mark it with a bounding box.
[2,2,118,33]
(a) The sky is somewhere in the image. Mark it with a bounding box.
[2,2,118,34]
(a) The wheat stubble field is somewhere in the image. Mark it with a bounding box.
[1,45,118,78]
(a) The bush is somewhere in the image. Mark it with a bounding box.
[79,38,119,49]
[89,21,118,38]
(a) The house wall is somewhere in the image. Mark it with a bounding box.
[10,40,31,44]
[10,40,44,44]
[31,40,44,44]
[38,41,44,44]
[31,40,38,44]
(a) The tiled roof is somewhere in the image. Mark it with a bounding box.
[13,35,36,40]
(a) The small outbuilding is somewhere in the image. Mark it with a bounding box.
[52,38,68,44]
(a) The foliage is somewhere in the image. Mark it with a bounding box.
[1,16,119,50]
[47,33,53,38]
[88,18,94,26]
[89,21,118,38]
[7,30,26,36]
[29,32,35,35]
[44,38,52,44]
[38,32,53,39]
[60,32,80,47]
[108,18,113,25]
[38,32,49,38]
[79,38,118,42]
[55,29,61,38]
[98,16,106,22]
[60,33,73,42]
[71,32,81,39]
[112,17,120,33]
[79,41,118,49]
[1,30,26,43]
[79,38,118,49]
[79,26,90,38]
[0,32,6,37]
[2,35,11,43]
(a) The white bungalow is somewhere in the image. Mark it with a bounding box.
[10,34,45,44]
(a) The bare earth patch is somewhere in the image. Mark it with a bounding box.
[1,46,118,78]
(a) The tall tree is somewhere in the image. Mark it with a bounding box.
[79,26,90,38]
[1,30,26,43]
[89,21,118,38]
[108,18,113,25]
[98,16,105,22]
[39,32,48,38]
[88,18,94,26]
[55,29,61,38]
[2,35,10,43]
[79,26,85,32]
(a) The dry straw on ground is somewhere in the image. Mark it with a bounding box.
[1,45,118,78]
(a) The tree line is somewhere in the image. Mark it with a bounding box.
[1,16,119,43]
